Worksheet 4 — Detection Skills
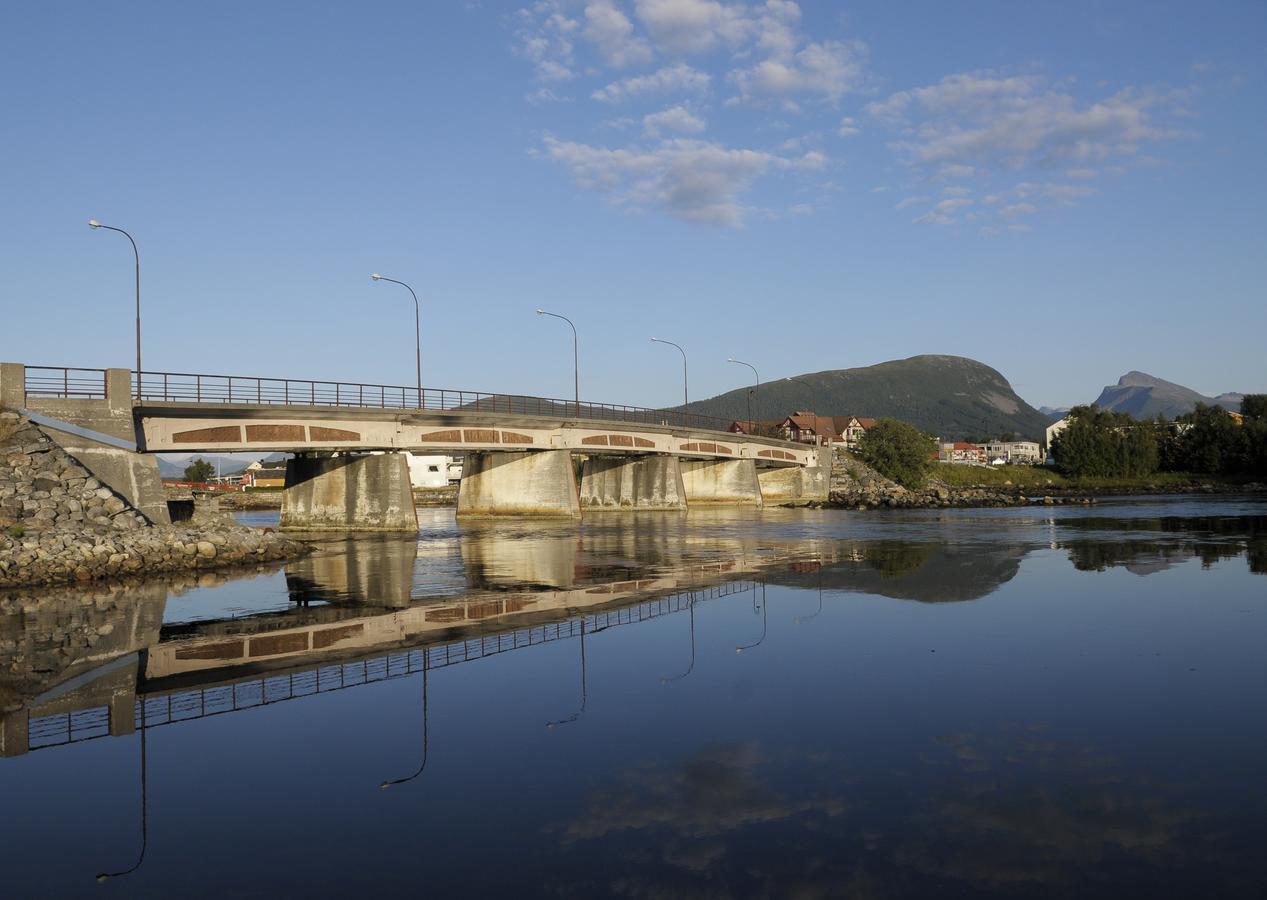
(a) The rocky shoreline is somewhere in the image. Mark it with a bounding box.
[1,411,309,589]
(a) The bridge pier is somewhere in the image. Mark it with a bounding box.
[457,450,580,518]
[280,452,418,532]
[680,458,764,507]
[579,455,687,510]
[756,447,832,504]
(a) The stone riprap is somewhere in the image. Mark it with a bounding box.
[0,411,308,588]
[823,450,1065,510]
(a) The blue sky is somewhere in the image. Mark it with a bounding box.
[1,1,1263,409]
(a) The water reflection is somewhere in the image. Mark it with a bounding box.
[2,499,1265,896]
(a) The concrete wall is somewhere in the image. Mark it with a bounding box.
[579,455,687,510]
[2,365,170,525]
[680,458,764,507]
[457,450,580,518]
[757,446,830,504]
[281,452,419,532]
[285,534,419,606]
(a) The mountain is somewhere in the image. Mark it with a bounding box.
[156,452,287,479]
[1092,372,1243,420]
[682,355,1050,441]
[1039,406,1071,421]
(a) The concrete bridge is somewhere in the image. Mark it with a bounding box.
[1,363,829,529]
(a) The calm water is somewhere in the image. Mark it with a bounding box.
[2,496,1265,898]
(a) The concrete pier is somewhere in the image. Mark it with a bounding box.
[579,455,687,510]
[680,458,764,507]
[281,452,418,532]
[457,450,581,518]
[757,446,831,504]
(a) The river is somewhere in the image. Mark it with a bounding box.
[2,495,1265,897]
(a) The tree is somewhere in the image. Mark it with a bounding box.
[184,458,215,483]
[856,418,936,489]
[1051,405,1158,478]
[1240,394,1267,422]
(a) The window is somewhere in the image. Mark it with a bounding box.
[427,465,440,472]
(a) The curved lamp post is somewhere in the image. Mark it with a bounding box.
[371,274,422,409]
[536,309,579,417]
[651,337,689,410]
[87,220,141,400]
[381,653,429,789]
[661,592,696,683]
[735,582,768,654]
[96,703,147,882]
[546,619,587,728]
[727,357,760,431]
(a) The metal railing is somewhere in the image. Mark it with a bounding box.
[23,581,751,752]
[128,369,732,431]
[22,366,108,400]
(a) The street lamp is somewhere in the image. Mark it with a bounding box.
[727,357,760,431]
[371,274,422,409]
[381,652,429,789]
[536,308,579,417]
[651,337,689,410]
[88,219,141,400]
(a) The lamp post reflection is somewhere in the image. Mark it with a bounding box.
[96,702,147,883]
[546,619,587,728]
[381,650,430,790]
[735,582,767,653]
[794,561,825,624]
[661,592,696,683]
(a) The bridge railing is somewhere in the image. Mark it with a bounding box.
[22,366,108,400]
[127,369,733,431]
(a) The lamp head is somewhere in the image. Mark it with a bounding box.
[88,219,101,229]
[726,357,735,362]
[535,308,545,315]
[370,273,382,281]
[651,336,658,342]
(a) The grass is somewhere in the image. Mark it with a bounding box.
[931,463,1223,491]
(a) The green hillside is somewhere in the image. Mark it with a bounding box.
[681,355,1050,441]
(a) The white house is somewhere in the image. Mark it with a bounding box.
[406,453,457,489]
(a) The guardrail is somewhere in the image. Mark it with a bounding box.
[22,366,108,400]
[126,369,732,431]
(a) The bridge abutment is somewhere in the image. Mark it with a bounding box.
[579,455,687,510]
[680,458,764,507]
[756,447,831,504]
[457,450,581,518]
[281,452,418,532]
[2,363,170,524]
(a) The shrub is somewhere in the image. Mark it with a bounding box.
[856,418,936,489]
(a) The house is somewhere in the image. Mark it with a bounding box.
[835,416,877,449]
[780,412,839,445]
[1046,416,1070,457]
[939,441,986,464]
[243,463,287,488]
[406,453,449,489]
[728,419,783,436]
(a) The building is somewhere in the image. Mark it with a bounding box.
[836,416,877,449]
[779,412,839,445]
[1046,417,1070,456]
[242,460,287,488]
[939,441,987,465]
[728,419,784,437]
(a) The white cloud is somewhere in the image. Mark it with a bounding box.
[913,196,973,226]
[591,62,711,102]
[870,71,1180,171]
[583,1,653,67]
[515,1,580,82]
[539,135,819,226]
[632,0,755,55]
[837,116,860,137]
[869,70,1189,228]
[730,39,868,103]
[643,104,706,136]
